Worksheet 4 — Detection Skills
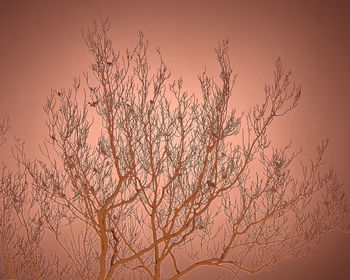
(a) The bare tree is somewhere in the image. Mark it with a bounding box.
[0,117,70,280]
[14,17,349,280]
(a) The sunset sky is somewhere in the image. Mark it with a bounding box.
[0,0,349,279]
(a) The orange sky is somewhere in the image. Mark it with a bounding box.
[0,0,349,279]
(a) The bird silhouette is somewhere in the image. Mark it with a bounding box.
[197,224,205,230]
[50,134,57,141]
[90,186,96,195]
[100,147,107,156]
[89,86,96,92]
[273,160,283,170]
[207,180,216,188]
[88,101,99,107]
[57,91,61,97]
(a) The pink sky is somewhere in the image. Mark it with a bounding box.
[0,0,349,279]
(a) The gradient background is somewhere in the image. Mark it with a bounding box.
[0,0,349,279]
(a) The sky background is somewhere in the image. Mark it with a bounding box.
[0,0,349,279]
